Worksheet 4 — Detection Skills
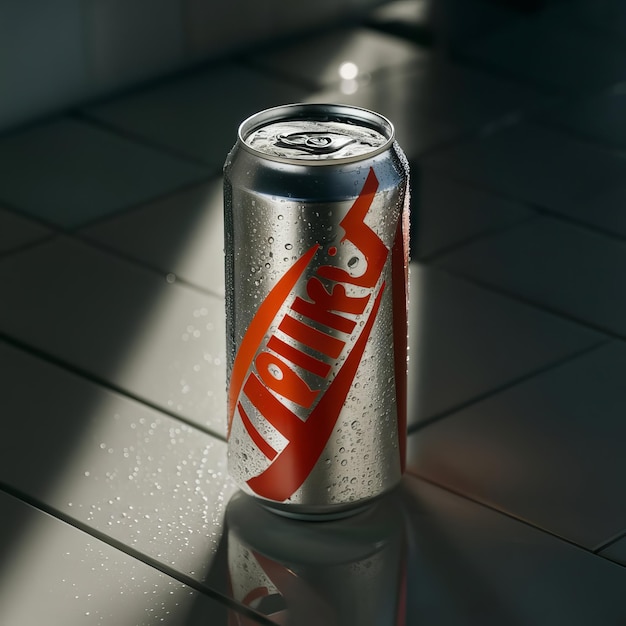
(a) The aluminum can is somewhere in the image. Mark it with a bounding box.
[223,103,410,519]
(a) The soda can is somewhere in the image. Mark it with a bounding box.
[225,490,407,626]
[223,103,410,519]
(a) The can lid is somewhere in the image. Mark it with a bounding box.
[239,103,395,165]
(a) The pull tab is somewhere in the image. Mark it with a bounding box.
[275,132,357,155]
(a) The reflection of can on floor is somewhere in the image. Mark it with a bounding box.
[225,489,406,626]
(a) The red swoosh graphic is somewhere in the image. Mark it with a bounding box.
[227,244,319,435]
[246,282,386,501]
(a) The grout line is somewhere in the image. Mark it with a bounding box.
[70,174,220,231]
[432,263,626,342]
[0,211,225,302]
[0,199,68,234]
[417,212,541,263]
[0,232,59,262]
[0,175,218,237]
[421,208,626,263]
[0,482,275,625]
[413,157,626,249]
[594,530,626,555]
[0,334,227,443]
[404,472,607,557]
[528,210,626,247]
[71,230,225,301]
[71,110,221,173]
[0,183,225,302]
[407,337,613,434]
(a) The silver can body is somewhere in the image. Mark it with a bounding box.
[223,103,410,518]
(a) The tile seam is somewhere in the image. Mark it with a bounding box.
[72,230,225,300]
[404,472,614,558]
[407,337,613,434]
[0,232,59,262]
[72,174,220,231]
[0,482,274,625]
[418,212,540,262]
[71,110,220,171]
[432,264,626,341]
[0,172,217,233]
[0,334,227,443]
[594,530,626,555]
[0,224,225,304]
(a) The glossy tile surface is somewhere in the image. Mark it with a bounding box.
[411,167,533,258]
[1,2,625,622]
[249,27,429,88]
[0,206,51,254]
[0,340,236,587]
[82,178,225,296]
[83,63,308,171]
[600,536,626,567]
[406,264,603,426]
[0,237,227,436]
[309,81,458,160]
[538,84,626,150]
[408,341,626,549]
[400,476,626,625]
[458,11,626,94]
[0,118,207,228]
[423,122,626,218]
[549,0,626,38]
[308,61,548,159]
[435,217,626,337]
[0,491,261,625]
[83,0,184,91]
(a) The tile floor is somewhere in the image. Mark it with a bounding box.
[1,0,625,623]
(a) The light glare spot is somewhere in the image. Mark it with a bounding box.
[339,61,358,80]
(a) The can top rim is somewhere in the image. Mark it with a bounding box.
[238,103,395,166]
